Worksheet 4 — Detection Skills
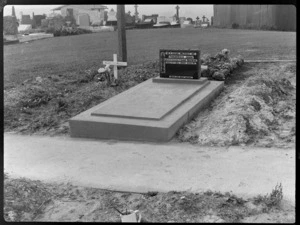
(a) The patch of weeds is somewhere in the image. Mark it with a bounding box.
[176,126,199,144]
[186,134,199,144]
[71,69,100,84]
[285,64,296,73]
[217,207,248,223]
[55,98,69,113]
[254,91,271,104]
[250,98,261,111]
[4,177,55,222]
[265,118,279,130]
[243,116,259,137]
[144,191,158,198]
[252,194,265,205]
[264,183,283,208]
[203,190,214,196]
[176,126,188,142]
[260,79,274,89]
[29,114,60,132]
[222,127,229,134]
[178,196,199,214]
[290,126,295,135]
[214,194,249,222]
[19,89,52,109]
[242,115,269,143]
[231,134,240,145]
[252,183,283,211]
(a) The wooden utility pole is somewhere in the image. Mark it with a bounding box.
[117,5,127,62]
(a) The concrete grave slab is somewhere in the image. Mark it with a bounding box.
[69,77,224,142]
[92,79,209,120]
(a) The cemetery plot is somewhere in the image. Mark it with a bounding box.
[4,48,295,147]
[69,49,222,142]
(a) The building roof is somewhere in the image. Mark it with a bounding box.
[52,5,108,11]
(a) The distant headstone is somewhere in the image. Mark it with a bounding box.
[159,49,201,79]
[79,14,90,26]
[107,9,117,22]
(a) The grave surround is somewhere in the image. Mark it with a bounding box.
[91,80,209,120]
[69,77,224,142]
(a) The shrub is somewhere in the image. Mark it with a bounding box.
[232,23,239,29]
[46,26,92,37]
[3,16,18,35]
[253,183,283,209]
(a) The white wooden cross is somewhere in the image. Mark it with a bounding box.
[103,54,127,80]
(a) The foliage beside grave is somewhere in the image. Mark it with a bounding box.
[201,49,245,81]
[4,174,289,222]
[177,63,296,147]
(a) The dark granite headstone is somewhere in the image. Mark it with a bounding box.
[159,49,201,79]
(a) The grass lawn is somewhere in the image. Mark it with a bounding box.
[4,28,296,89]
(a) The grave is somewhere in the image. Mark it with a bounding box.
[79,14,90,27]
[69,49,224,142]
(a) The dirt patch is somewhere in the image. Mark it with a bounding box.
[177,62,296,148]
[4,174,294,223]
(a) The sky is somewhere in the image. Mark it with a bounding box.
[3,4,214,20]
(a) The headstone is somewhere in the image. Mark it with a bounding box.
[79,14,90,27]
[159,49,201,79]
[107,9,117,22]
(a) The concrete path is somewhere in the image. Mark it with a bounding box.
[4,133,295,206]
